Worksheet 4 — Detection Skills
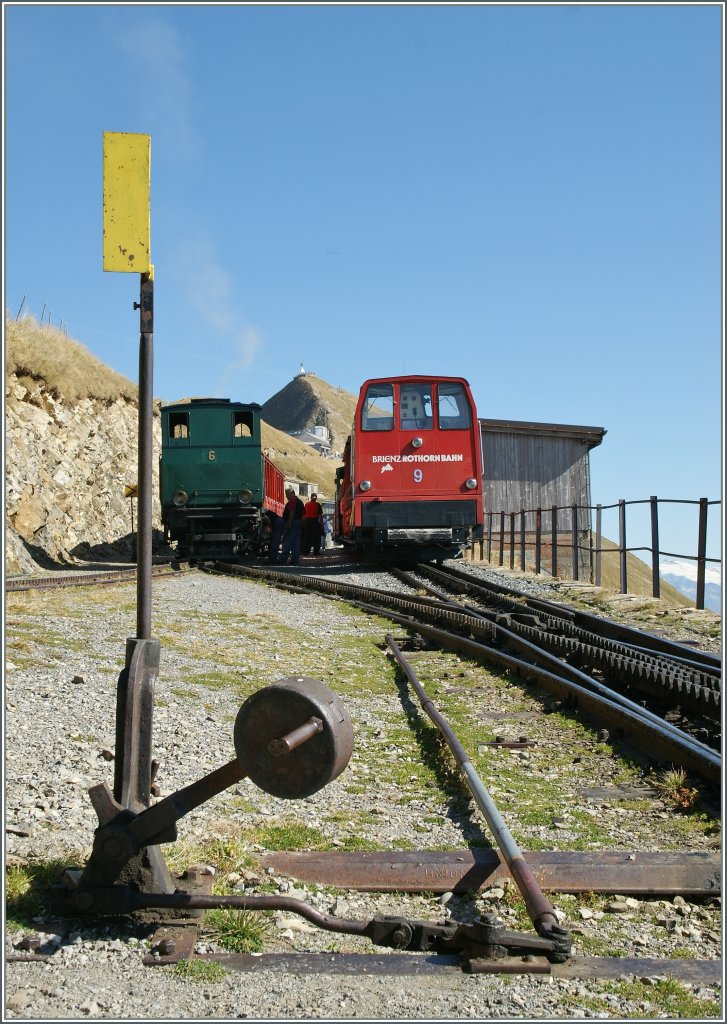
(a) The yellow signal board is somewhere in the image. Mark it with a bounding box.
[102,132,151,272]
[125,484,138,498]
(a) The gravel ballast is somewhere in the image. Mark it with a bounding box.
[4,558,722,1019]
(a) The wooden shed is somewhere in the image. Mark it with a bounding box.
[479,418,606,578]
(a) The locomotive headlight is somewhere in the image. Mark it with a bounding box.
[172,489,188,506]
[238,489,253,503]
[359,480,372,492]
[465,478,478,490]
[411,437,423,449]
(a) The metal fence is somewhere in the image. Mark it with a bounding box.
[472,496,721,611]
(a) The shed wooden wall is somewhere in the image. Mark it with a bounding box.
[481,430,592,530]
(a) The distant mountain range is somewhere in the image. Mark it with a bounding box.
[659,557,722,614]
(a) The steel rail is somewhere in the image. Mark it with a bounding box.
[386,634,565,940]
[408,565,721,686]
[394,568,721,719]
[356,604,721,785]
[210,562,720,781]
[5,565,187,593]
[428,562,721,671]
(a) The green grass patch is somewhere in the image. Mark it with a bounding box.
[171,958,227,982]
[165,832,258,878]
[249,821,329,851]
[202,907,272,952]
[5,857,83,929]
[594,977,721,1019]
[170,687,201,701]
[187,671,238,691]
[334,835,383,851]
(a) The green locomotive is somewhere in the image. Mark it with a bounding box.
[159,398,285,560]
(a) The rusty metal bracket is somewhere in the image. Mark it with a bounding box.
[54,680,353,920]
[480,736,537,749]
[49,885,571,964]
[108,637,176,905]
[364,910,571,962]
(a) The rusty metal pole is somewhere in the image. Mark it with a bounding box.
[136,273,154,640]
[110,270,174,901]
[386,635,564,940]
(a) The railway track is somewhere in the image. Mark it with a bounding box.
[5,562,189,592]
[396,564,721,731]
[7,558,721,991]
[208,559,721,786]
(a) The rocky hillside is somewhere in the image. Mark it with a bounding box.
[4,318,339,574]
[260,372,358,455]
[5,318,151,573]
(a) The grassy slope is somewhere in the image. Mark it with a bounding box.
[5,314,339,499]
[596,536,693,606]
[6,315,138,403]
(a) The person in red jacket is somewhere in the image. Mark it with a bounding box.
[302,492,324,556]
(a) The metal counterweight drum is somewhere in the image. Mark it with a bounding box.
[234,677,354,798]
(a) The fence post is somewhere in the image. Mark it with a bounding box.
[696,498,708,610]
[595,504,602,587]
[650,496,661,599]
[498,511,505,566]
[571,503,579,581]
[618,499,627,594]
[487,511,493,562]
[551,505,558,578]
[509,513,515,570]
[520,509,526,571]
[535,507,542,575]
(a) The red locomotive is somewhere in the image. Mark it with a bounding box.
[334,375,484,562]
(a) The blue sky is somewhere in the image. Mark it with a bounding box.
[4,2,723,564]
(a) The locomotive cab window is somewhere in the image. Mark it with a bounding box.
[361,383,394,431]
[169,412,190,442]
[233,411,254,439]
[438,383,471,429]
[399,385,432,430]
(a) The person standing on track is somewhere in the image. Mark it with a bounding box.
[302,492,324,556]
[263,509,284,564]
[279,487,305,565]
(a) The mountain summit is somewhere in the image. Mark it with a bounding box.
[261,371,358,456]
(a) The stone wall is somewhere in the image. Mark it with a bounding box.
[5,374,161,573]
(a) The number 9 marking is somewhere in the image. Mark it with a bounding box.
[413,469,423,483]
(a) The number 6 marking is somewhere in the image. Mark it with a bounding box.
[413,468,423,483]
[208,450,216,461]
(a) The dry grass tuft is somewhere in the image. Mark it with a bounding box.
[5,314,137,404]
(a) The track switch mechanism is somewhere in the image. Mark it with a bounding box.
[52,677,353,910]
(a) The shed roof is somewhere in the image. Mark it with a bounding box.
[479,418,606,450]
